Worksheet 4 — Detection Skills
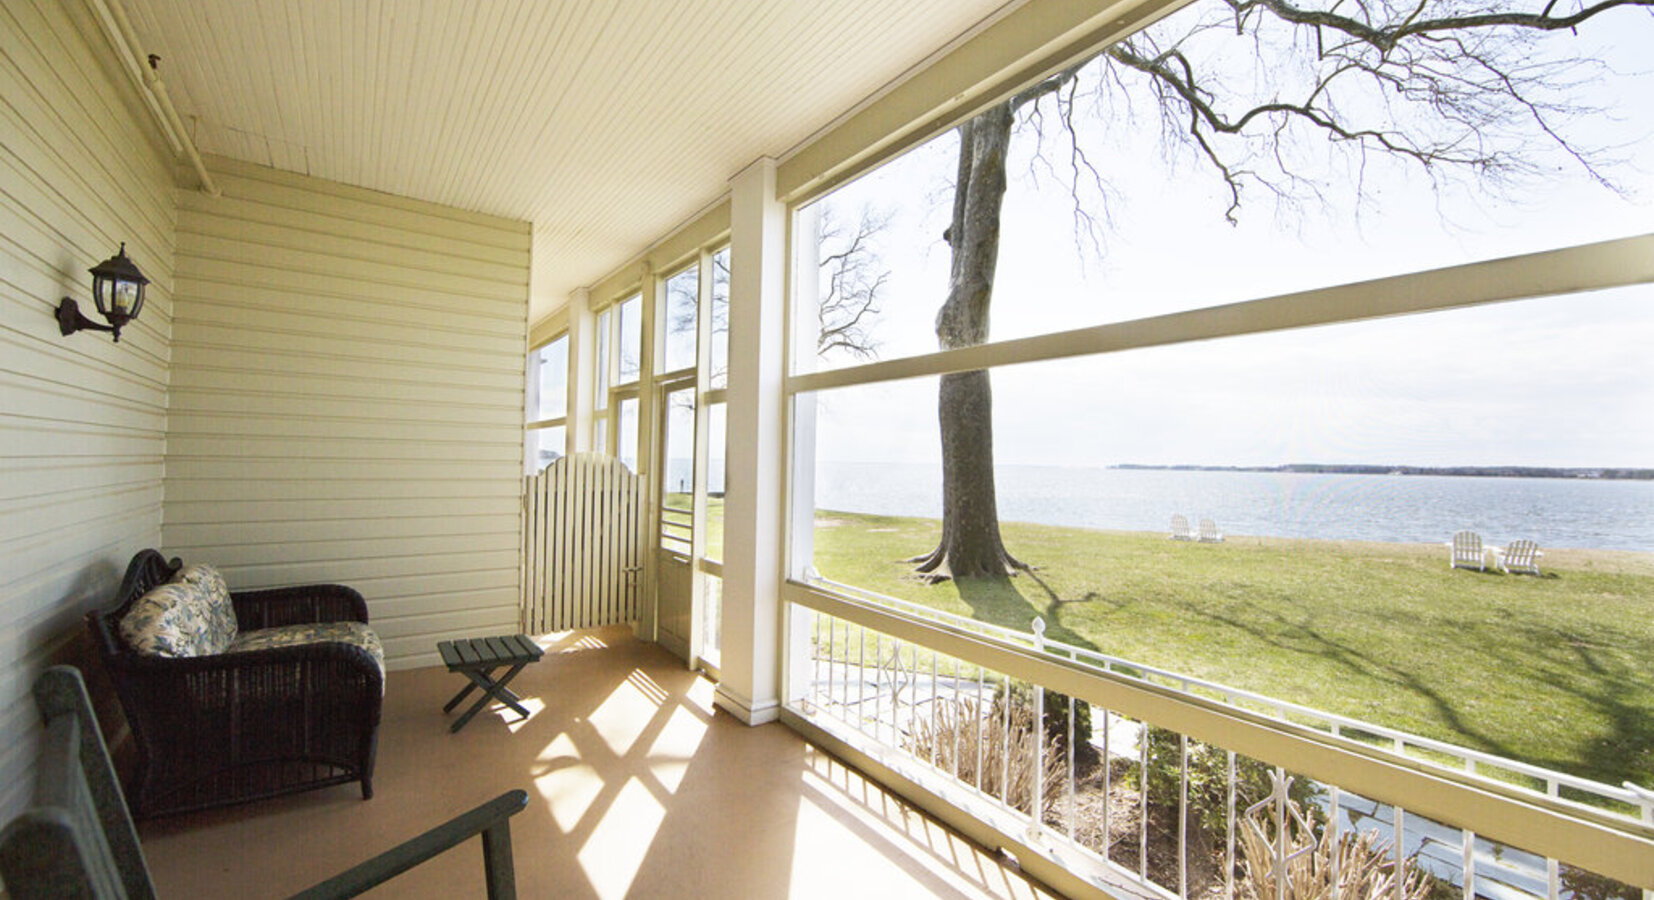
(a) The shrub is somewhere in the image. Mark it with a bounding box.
[1137,728,1321,847]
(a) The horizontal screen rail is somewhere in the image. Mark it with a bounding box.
[786,233,1654,395]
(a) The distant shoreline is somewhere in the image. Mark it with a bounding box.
[1112,463,1654,481]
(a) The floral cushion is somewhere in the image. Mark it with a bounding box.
[119,564,238,658]
[228,621,386,679]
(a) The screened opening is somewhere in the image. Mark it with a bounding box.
[785,0,1654,807]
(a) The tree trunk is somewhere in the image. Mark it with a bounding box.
[913,102,1024,581]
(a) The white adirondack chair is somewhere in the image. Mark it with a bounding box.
[1197,518,1224,543]
[1448,530,1485,571]
[1496,539,1543,576]
[1170,514,1196,541]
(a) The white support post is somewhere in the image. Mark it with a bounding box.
[635,269,660,643]
[565,288,597,455]
[783,202,821,708]
[687,250,714,669]
[717,157,788,725]
[637,268,658,482]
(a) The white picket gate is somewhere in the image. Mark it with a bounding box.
[521,453,644,632]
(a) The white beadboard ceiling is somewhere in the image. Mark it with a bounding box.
[120,0,1021,322]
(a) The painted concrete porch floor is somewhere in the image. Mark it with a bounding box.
[138,626,1057,899]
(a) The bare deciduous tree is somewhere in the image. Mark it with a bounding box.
[915,0,1649,581]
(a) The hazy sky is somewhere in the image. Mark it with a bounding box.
[804,7,1654,470]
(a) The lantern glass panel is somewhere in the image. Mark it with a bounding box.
[113,281,139,315]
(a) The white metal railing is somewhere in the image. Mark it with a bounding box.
[810,576,1653,822]
[784,581,1654,900]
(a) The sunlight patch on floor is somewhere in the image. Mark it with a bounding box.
[794,748,1058,899]
[503,696,544,732]
[646,703,708,792]
[685,674,717,705]
[136,628,1055,900]
[625,667,669,704]
[589,672,666,756]
[537,732,601,832]
[533,630,612,653]
[578,777,666,900]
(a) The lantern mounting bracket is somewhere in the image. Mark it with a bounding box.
[56,298,119,339]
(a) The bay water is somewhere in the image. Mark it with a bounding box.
[811,462,1654,551]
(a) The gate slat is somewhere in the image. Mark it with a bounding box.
[600,456,616,629]
[538,470,552,634]
[577,457,592,630]
[554,461,570,633]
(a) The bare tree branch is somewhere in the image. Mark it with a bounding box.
[1086,0,1647,225]
[1235,0,1653,47]
[817,205,890,360]
[670,208,888,370]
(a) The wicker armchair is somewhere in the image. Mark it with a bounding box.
[86,549,384,819]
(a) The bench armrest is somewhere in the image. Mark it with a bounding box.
[285,790,529,900]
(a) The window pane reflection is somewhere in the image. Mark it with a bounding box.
[663,267,697,374]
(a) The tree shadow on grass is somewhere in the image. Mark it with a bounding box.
[949,564,1652,787]
[1502,620,1654,788]
[952,572,1101,653]
[1176,596,1654,787]
[1172,594,1520,756]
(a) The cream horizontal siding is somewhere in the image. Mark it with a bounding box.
[164,434,517,464]
[165,157,531,671]
[161,516,519,550]
[0,0,176,822]
[174,259,524,324]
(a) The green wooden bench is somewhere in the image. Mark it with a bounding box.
[0,666,528,899]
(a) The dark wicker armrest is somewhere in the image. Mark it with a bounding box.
[232,584,369,629]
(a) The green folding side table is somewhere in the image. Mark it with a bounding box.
[438,634,545,733]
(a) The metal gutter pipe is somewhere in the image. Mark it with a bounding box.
[88,0,221,197]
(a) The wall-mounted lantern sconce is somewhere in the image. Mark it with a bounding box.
[57,243,149,343]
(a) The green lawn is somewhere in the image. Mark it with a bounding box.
[805,510,1654,791]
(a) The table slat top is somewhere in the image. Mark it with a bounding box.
[438,634,544,671]
[438,642,463,668]
[508,635,540,657]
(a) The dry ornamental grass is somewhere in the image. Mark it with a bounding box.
[1238,798,1435,900]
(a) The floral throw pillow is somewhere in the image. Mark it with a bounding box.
[120,582,211,657]
[175,563,238,653]
[119,563,239,658]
